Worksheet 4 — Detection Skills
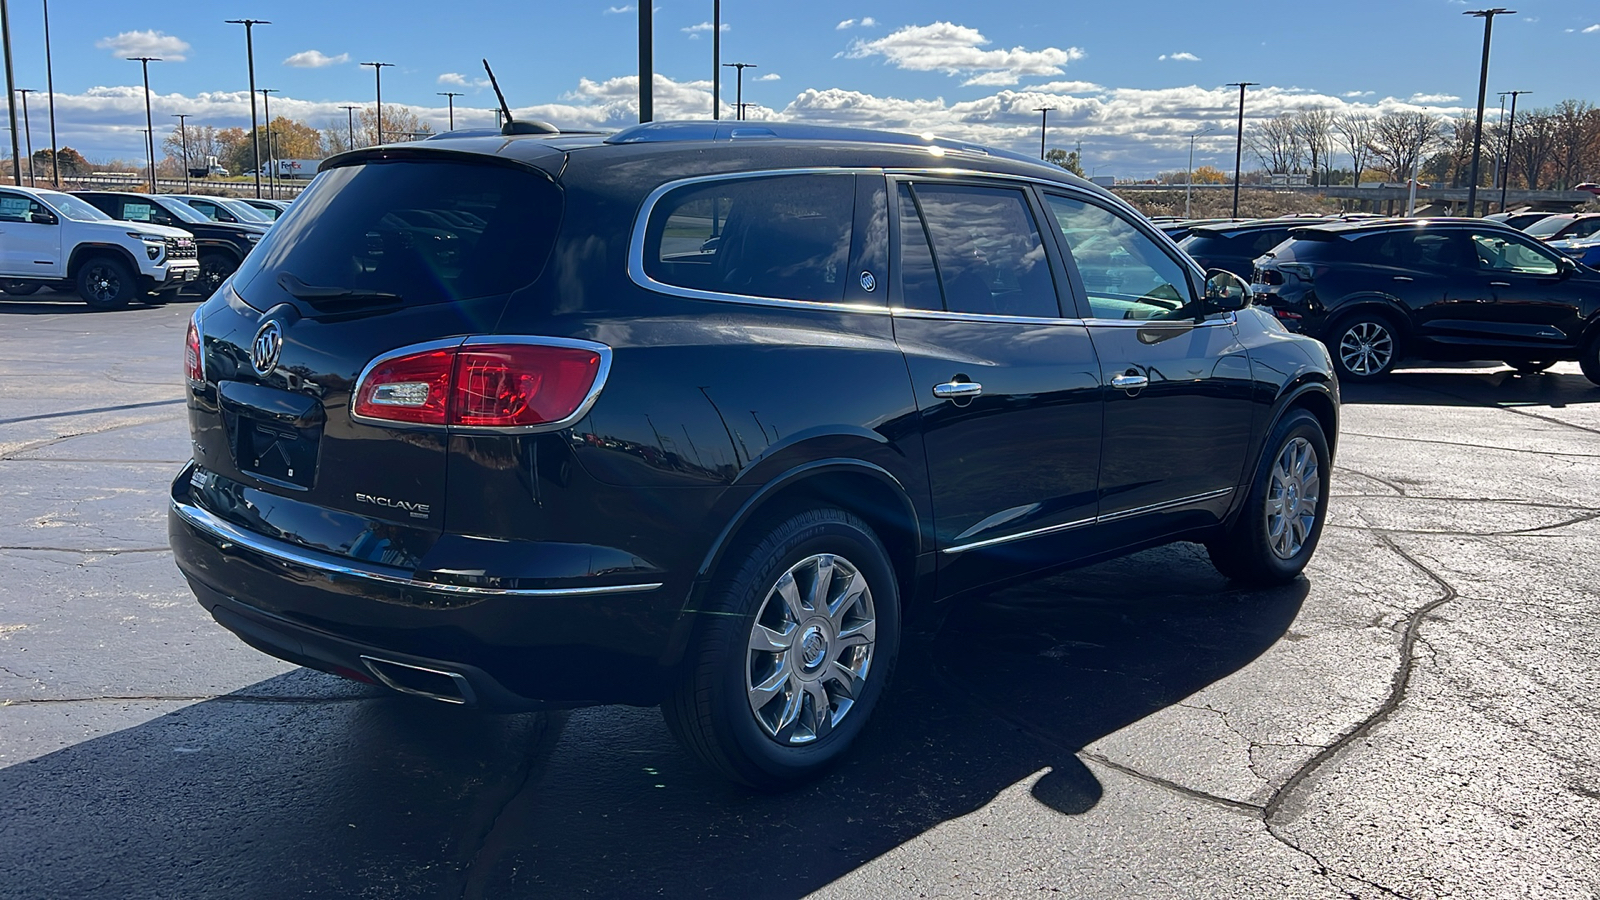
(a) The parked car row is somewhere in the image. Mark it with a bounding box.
[0,186,292,308]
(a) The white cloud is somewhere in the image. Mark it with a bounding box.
[1409,92,1460,104]
[438,72,491,89]
[837,16,876,29]
[604,4,635,12]
[837,18,856,29]
[757,72,782,81]
[682,21,730,39]
[283,50,349,68]
[96,30,190,61]
[862,17,877,27]
[1158,52,1201,62]
[1030,80,1104,94]
[1343,90,1374,97]
[1584,24,1600,33]
[843,21,1084,87]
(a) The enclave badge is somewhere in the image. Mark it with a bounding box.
[251,321,283,377]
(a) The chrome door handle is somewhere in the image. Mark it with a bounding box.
[1110,373,1149,391]
[1489,281,1510,287]
[932,381,982,399]
[1392,276,1413,282]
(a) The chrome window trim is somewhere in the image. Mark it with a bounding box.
[626,166,1087,315]
[172,497,663,598]
[1082,311,1237,329]
[348,335,614,435]
[942,487,1234,555]
[890,307,1083,327]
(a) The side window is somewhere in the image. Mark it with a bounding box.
[895,184,942,310]
[121,201,154,223]
[188,200,220,220]
[1471,232,1560,276]
[1043,194,1194,320]
[643,173,855,304]
[906,183,1059,318]
[1567,218,1600,240]
[0,193,37,223]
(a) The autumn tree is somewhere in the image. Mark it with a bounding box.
[1366,111,1446,183]
[356,104,433,145]
[1045,147,1084,176]
[1550,100,1600,190]
[30,147,88,177]
[1509,109,1557,190]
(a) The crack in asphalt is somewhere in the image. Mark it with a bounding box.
[0,397,185,427]
[1324,508,1600,538]
[0,415,185,461]
[455,712,564,900]
[1340,430,1600,459]
[0,693,377,706]
[0,545,172,554]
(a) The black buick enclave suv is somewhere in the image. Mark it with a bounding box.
[170,121,1339,787]
[1251,218,1600,382]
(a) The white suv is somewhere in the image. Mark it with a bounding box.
[0,185,200,308]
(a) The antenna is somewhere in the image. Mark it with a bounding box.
[483,59,513,128]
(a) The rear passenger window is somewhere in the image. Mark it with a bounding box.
[902,183,1059,318]
[1358,232,1472,271]
[643,174,856,303]
[896,185,942,310]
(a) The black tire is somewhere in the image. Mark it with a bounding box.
[1326,310,1403,381]
[196,253,238,297]
[0,280,40,296]
[74,257,136,309]
[1581,339,1600,386]
[1505,359,1556,375]
[663,507,901,790]
[1206,409,1330,586]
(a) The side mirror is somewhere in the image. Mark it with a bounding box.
[1203,268,1252,312]
[1558,256,1578,278]
[31,212,59,226]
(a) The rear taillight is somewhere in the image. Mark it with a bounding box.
[1255,268,1285,286]
[184,314,204,384]
[353,340,607,430]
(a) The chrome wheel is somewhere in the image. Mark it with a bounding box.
[1265,436,1320,560]
[746,553,876,746]
[1337,320,1395,376]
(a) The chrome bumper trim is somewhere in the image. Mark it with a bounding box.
[171,498,663,598]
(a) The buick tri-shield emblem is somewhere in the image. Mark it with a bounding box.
[251,321,283,377]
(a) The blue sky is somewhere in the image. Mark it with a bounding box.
[2,0,1593,174]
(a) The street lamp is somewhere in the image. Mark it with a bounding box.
[42,0,59,185]
[338,105,359,150]
[1498,89,1530,212]
[722,62,755,120]
[361,61,394,143]
[1464,8,1514,217]
[638,3,652,122]
[225,19,269,198]
[1,0,22,186]
[1227,82,1257,218]
[15,87,34,184]
[437,91,462,131]
[258,88,277,199]
[711,0,721,119]
[1187,126,1214,219]
[172,113,189,192]
[127,56,161,193]
[1034,106,1056,160]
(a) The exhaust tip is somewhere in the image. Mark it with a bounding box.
[360,655,478,706]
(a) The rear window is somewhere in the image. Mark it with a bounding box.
[642,173,855,304]
[1184,228,1292,258]
[232,158,562,310]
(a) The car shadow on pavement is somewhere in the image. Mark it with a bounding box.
[1342,365,1600,408]
[0,544,1305,899]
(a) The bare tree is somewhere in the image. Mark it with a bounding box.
[357,105,434,145]
[1248,113,1303,175]
[161,124,226,172]
[1366,111,1447,183]
[1293,108,1336,187]
[1549,100,1600,190]
[1335,113,1375,185]
[1511,109,1558,190]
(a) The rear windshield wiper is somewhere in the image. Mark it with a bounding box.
[277,272,402,306]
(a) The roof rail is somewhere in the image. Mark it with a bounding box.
[603,120,1040,164]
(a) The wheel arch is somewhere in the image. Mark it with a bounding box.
[67,243,141,278]
[1232,379,1339,527]
[1324,294,1411,335]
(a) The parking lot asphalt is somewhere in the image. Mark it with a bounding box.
[1,293,1597,900]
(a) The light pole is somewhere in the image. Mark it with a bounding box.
[1227,82,1256,218]
[172,113,189,192]
[1499,89,1529,212]
[225,19,269,198]
[339,105,359,150]
[1187,126,1213,219]
[361,61,394,144]
[258,88,277,199]
[1034,106,1055,160]
[128,56,160,192]
[722,62,755,120]
[437,91,461,131]
[42,0,58,185]
[712,0,721,119]
[1,0,21,186]
[15,87,33,184]
[638,2,653,122]
[1464,8,1513,217]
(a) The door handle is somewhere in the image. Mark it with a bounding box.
[1110,373,1149,391]
[1392,276,1413,282]
[932,381,982,399]
[1489,281,1510,287]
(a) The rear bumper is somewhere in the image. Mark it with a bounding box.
[169,465,683,709]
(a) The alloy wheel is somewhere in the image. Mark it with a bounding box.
[85,266,120,305]
[746,553,876,746]
[1337,321,1395,376]
[1265,436,1320,560]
